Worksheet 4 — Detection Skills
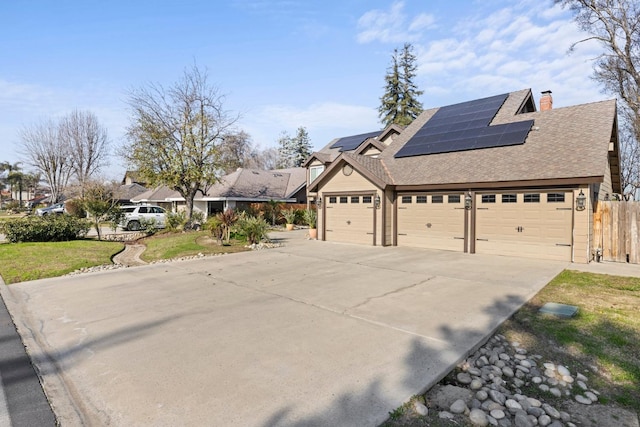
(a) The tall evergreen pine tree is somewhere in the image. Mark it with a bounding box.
[378,43,424,127]
[276,126,313,168]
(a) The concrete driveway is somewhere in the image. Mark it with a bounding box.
[1,230,566,426]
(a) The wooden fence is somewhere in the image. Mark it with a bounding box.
[594,201,640,263]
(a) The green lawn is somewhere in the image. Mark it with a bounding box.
[506,270,640,411]
[0,240,124,284]
[140,231,249,262]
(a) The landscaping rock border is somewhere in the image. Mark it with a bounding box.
[420,333,639,427]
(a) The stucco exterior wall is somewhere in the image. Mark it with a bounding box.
[317,165,383,244]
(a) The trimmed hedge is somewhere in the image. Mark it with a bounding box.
[1,215,91,243]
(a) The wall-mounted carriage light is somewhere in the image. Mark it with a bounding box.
[464,192,473,210]
[576,190,586,211]
[374,194,381,209]
[316,197,322,209]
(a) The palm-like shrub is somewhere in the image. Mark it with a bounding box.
[282,208,298,224]
[303,208,317,228]
[217,209,238,244]
[236,214,269,244]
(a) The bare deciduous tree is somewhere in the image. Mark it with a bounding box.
[124,64,239,219]
[19,120,72,203]
[248,146,280,171]
[59,110,110,193]
[219,131,254,174]
[559,0,640,197]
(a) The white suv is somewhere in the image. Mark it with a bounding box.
[120,205,167,231]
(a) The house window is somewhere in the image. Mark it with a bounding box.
[351,196,360,203]
[402,196,412,203]
[502,194,517,203]
[482,194,496,203]
[309,165,325,183]
[339,196,348,203]
[416,195,427,203]
[432,195,443,203]
[524,193,540,203]
[547,193,565,203]
[363,196,372,204]
[329,196,337,204]
[448,195,460,203]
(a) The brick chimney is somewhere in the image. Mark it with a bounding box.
[540,90,553,111]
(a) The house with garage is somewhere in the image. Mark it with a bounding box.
[307,89,621,263]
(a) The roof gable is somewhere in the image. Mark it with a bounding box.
[309,152,393,192]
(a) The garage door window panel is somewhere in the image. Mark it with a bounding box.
[416,196,427,203]
[502,194,517,203]
[329,196,337,204]
[524,193,540,203]
[547,193,565,202]
[363,196,372,204]
[482,195,496,203]
[448,195,460,203]
[402,196,412,203]
[432,195,443,203]
[340,196,348,203]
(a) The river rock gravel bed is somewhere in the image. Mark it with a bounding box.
[392,333,639,427]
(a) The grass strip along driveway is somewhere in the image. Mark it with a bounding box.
[504,270,640,413]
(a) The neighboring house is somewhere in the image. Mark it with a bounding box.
[114,182,148,205]
[307,89,621,264]
[122,170,147,186]
[131,167,307,218]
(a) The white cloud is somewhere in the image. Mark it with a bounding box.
[408,13,436,32]
[356,1,435,44]
[411,0,607,108]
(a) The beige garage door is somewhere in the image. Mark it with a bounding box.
[397,194,465,251]
[475,191,573,261]
[325,194,375,245]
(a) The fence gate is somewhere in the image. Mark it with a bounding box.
[594,201,640,263]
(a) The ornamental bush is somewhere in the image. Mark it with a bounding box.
[0,215,90,243]
[235,214,269,244]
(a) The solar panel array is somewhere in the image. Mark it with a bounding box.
[330,130,381,152]
[394,93,534,158]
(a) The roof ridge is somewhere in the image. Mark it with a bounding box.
[379,158,396,185]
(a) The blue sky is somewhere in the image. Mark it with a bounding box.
[1,0,605,180]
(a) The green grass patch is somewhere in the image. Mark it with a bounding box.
[0,240,124,284]
[140,231,249,262]
[508,270,640,412]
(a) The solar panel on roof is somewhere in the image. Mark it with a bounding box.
[330,130,381,152]
[395,93,534,158]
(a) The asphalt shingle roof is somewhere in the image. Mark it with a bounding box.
[378,90,617,186]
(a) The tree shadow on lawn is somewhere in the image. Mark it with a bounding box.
[260,294,528,427]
